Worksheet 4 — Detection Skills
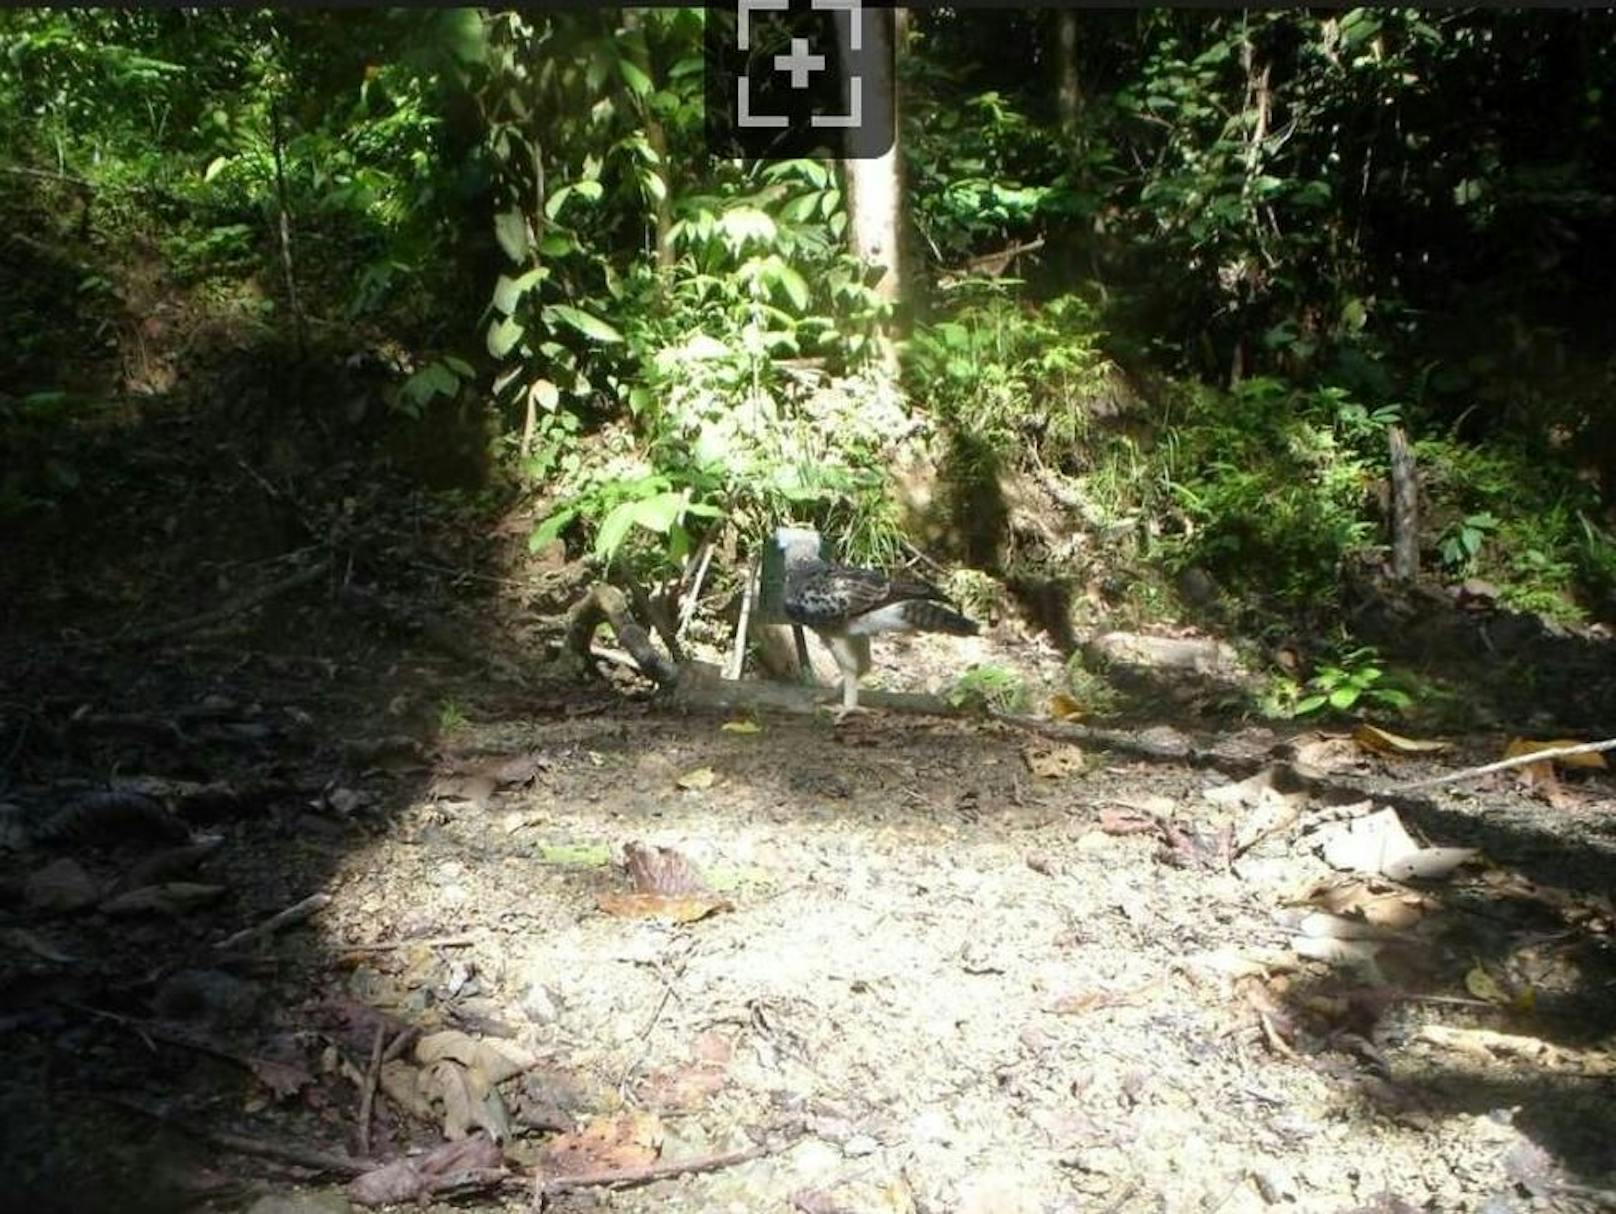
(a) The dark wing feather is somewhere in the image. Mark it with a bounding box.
[784,563,948,630]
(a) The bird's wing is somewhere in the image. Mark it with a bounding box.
[786,564,947,629]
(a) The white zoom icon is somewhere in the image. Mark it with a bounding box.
[736,0,863,130]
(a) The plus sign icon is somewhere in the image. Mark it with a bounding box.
[705,0,895,160]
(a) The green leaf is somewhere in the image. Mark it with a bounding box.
[1294,694,1328,715]
[531,378,560,411]
[1328,686,1360,711]
[775,265,810,311]
[494,210,529,263]
[545,185,575,221]
[203,156,229,183]
[440,8,486,64]
[539,233,574,258]
[618,57,652,98]
[487,316,526,358]
[632,490,687,534]
[492,267,547,316]
[594,499,639,559]
[530,508,576,551]
[547,305,623,344]
[443,356,475,378]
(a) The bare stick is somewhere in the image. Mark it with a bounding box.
[676,537,717,639]
[357,1022,385,1159]
[339,934,478,954]
[726,557,758,681]
[1384,738,1616,793]
[103,559,331,645]
[215,891,332,951]
[535,1140,780,1201]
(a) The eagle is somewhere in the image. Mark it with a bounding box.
[778,530,980,721]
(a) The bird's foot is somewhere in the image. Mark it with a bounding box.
[831,704,872,726]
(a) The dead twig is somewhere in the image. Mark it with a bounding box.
[356,1022,385,1159]
[533,1139,782,1205]
[339,934,479,954]
[726,557,758,681]
[215,891,332,951]
[1384,737,1616,793]
[676,535,717,640]
[101,558,332,646]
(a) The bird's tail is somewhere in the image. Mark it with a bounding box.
[900,600,979,635]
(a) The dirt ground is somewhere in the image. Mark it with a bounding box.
[2,380,1615,1214]
[3,591,1615,1214]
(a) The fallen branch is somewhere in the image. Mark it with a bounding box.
[676,535,717,640]
[103,559,332,645]
[726,557,758,681]
[338,934,479,954]
[535,1139,779,1203]
[1384,738,1616,793]
[564,583,679,685]
[356,1022,385,1159]
[215,891,332,951]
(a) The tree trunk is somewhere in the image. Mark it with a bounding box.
[842,7,905,367]
[621,10,675,270]
[1052,10,1082,132]
[1387,424,1420,580]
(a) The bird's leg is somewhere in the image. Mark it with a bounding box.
[831,672,868,725]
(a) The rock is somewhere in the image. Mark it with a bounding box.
[1086,631,1244,676]
[24,858,99,912]
[842,1133,880,1158]
[521,981,561,1025]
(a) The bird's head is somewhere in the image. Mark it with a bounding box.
[775,526,826,572]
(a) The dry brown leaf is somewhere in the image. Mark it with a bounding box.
[1047,692,1083,721]
[1299,878,1432,931]
[720,719,761,734]
[379,1059,434,1120]
[597,892,731,922]
[426,1059,478,1139]
[1285,732,1363,771]
[675,766,716,790]
[623,841,709,896]
[347,1133,504,1208]
[538,1110,663,1178]
[1352,724,1450,757]
[1464,965,1509,1005]
[1097,806,1157,836]
[1022,744,1085,779]
[635,1061,726,1111]
[416,1030,536,1089]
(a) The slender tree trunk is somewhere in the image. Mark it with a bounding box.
[1053,10,1082,132]
[622,9,675,269]
[842,7,905,369]
[1388,424,1420,580]
[269,97,307,359]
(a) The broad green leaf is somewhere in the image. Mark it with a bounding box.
[547,305,623,344]
[632,490,687,533]
[443,356,475,378]
[530,378,560,411]
[494,210,529,263]
[1328,687,1360,710]
[203,156,229,183]
[539,233,573,258]
[618,58,652,98]
[594,499,639,559]
[487,315,525,358]
[775,265,809,311]
[545,185,575,221]
[492,267,546,316]
[530,508,576,551]
[440,8,486,64]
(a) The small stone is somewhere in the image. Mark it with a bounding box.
[842,1133,879,1158]
[521,982,561,1024]
[1252,1164,1298,1204]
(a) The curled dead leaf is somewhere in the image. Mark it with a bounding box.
[1047,692,1083,721]
[1352,724,1449,757]
[597,892,731,923]
[1504,738,1609,770]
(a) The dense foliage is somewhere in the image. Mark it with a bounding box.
[4,7,1614,655]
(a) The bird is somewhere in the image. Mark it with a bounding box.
[778,529,981,722]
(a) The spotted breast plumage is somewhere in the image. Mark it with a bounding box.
[779,531,980,721]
